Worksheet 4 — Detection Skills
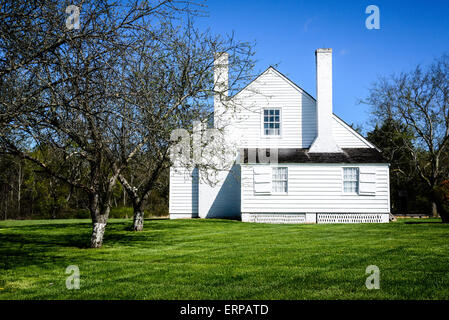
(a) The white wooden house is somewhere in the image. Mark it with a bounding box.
[169,48,390,224]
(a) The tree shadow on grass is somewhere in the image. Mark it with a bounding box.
[0,220,171,271]
[0,218,242,272]
[0,232,89,271]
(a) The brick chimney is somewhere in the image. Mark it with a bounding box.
[309,48,342,153]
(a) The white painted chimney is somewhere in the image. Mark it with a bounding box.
[309,48,342,153]
[213,52,229,129]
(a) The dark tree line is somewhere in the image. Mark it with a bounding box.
[0,151,169,220]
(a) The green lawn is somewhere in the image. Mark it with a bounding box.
[0,218,448,299]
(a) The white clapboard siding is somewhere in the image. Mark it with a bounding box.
[168,65,387,221]
[241,164,389,213]
[230,68,317,148]
[169,167,198,218]
[227,67,375,149]
[198,164,241,219]
[332,115,375,148]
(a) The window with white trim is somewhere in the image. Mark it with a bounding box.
[343,167,359,193]
[263,109,280,136]
[272,167,288,193]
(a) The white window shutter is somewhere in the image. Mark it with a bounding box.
[253,166,271,175]
[253,166,271,194]
[254,182,271,194]
[254,173,271,183]
[359,167,376,195]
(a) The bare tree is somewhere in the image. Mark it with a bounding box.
[0,0,195,247]
[364,54,449,222]
[115,18,255,230]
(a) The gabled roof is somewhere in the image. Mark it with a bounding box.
[231,66,379,151]
[332,114,379,151]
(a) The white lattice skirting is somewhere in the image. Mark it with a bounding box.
[243,213,307,224]
[242,213,389,224]
[317,213,388,224]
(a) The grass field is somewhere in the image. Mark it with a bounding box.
[0,218,448,300]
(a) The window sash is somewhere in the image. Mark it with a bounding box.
[263,109,281,136]
[343,167,359,193]
[272,167,287,193]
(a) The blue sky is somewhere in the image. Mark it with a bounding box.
[198,0,449,131]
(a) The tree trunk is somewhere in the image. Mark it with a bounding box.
[89,193,110,248]
[432,202,439,217]
[431,190,449,223]
[17,162,22,215]
[91,220,107,248]
[133,205,144,231]
[434,199,449,223]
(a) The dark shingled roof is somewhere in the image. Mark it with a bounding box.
[241,148,388,164]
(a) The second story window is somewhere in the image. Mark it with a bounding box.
[263,109,281,136]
